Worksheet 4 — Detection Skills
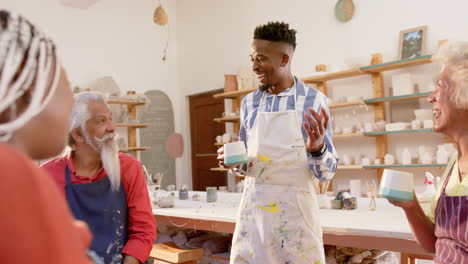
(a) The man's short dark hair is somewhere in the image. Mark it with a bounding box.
[254,21,297,49]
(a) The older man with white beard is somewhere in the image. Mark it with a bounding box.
[42,92,156,264]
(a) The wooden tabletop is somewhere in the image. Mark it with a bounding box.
[153,191,433,256]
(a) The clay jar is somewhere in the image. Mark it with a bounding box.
[224,74,238,93]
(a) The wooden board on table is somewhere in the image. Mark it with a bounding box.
[150,242,203,263]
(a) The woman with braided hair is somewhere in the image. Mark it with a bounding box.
[0,10,94,263]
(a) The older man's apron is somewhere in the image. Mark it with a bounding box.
[65,166,128,264]
[230,87,325,264]
[434,162,468,264]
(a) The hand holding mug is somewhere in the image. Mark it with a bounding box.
[388,192,419,210]
[217,146,238,169]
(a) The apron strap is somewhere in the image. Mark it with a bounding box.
[256,77,304,139]
[435,160,456,218]
[65,166,72,185]
[441,159,456,193]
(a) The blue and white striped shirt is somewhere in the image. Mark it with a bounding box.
[239,76,338,182]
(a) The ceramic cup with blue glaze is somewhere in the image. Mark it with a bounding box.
[378,169,414,202]
[224,141,247,166]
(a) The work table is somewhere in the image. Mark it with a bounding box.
[153,191,433,259]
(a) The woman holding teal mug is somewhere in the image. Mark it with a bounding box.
[389,41,468,263]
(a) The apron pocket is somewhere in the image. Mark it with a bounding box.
[296,191,323,242]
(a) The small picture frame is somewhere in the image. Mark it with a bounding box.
[398,26,427,60]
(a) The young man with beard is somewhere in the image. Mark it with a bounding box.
[217,21,338,264]
[42,92,156,264]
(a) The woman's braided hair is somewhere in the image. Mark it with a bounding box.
[0,10,61,141]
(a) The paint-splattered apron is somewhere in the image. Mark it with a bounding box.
[230,88,325,264]
[434,163,468,264]
[65,167,128,264]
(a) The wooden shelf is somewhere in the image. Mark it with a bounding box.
[213,116,240,123]
[213,88,257,99]
[107,99,146,106]
[334,133,363,138]
[210,167,229,172]
[360,55,432,73]
[330,92,431,108]
[119,146,151,152]
[214,143,226,147]
[303,55,432,84]
[363,164,447,169]
[329,101,366,109]
[114,123,151,128]
[364,128,433,136]
[364,92,432,104]
[338,165,362,169]
[302,68,365,83]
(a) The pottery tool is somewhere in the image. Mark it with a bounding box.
[142,165,151,184]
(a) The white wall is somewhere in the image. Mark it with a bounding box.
[176,0,468,94]
[2,0,188,185]
[176,0,467,192]
[3,0,177,95]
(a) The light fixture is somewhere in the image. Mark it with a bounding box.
[60,0,100,9]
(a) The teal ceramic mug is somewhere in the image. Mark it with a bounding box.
[224,141,247,166]
[378,169,414,202]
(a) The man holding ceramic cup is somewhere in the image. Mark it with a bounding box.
[217,21,338,264]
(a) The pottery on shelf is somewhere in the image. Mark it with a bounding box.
[224,74,238,93]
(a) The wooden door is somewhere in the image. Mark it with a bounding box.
[189,90,226,191]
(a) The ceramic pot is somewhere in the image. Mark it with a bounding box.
[224,74,238,93]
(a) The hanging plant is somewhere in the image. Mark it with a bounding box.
[153,1,169,61]
[153,4,168,26]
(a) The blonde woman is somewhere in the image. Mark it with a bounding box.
[389,41,468,263]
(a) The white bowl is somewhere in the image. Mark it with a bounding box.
[344,56,370,68]
[423,119,434,129]
[346,96,363,102]
[414,109,433,121]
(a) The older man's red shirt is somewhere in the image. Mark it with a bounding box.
[42,152,156,263]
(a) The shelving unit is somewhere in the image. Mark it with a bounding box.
[107,91,151,158]
[364,92,432,104]
[334,133,363,138]
[210,167,229,172]
[301,68,365,83]
[114,123,151,128]
[301,53,441,188]
[119,146,151,152]
[107,99,146,106]
[213,88,257,99]
[338,165,363,170]
[361,55,432,73]
[213,116,240,123]
[329,101,365,109]
[364,128,433,136]
[363,164,447,169]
